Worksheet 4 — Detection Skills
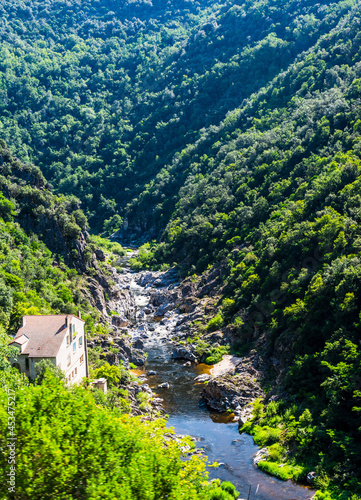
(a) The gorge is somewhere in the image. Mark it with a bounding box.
[103,251,315,500]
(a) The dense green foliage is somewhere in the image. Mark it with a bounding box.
[1,0,361,496]
[241,398,361,498]
[0,140,109,337]
[0,0,354,233]
[0,372,240,500]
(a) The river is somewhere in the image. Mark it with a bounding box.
[118,259,314,500]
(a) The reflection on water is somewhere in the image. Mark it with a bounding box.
[209,412,236,424]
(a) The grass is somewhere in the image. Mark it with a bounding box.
[258,461,306,481]
[241,423,283,446]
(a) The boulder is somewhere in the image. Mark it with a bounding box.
[253,447,269,465]
[95,248,106,261]
[114,337,132,357]
[307,472,318,484]
[154,301,173,317]
[133,338,144,350]
[171,347,197,363]
[158,382,170,389]
[130,349,146,366]
[203,373,264,412]
[112,315,129,328]
[194,374,212,383]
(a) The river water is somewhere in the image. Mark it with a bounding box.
[122,263,314,500]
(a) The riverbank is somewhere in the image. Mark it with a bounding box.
[90,255,315,500]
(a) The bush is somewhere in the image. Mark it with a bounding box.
[206,313,224,332]
[63,221,82,239]
[220,481,240,498]
[205,345,230,365]
[208,487,235,500]
[252,425,282,446]
[0,373,222,499]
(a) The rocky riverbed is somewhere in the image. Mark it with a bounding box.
[87,255,314,499]
[90,257,265,421]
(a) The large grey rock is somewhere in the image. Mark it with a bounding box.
[171,347,197,363]
[154,301,173,317]
[114,337,132,357]
[158,382,170,389]
[112,315,129,327]
[253,447,269,465]
[130,349,146,366]
[203,371,264,412]
[133,338,145,350]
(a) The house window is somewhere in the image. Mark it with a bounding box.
[79,336,83,347]
[67,354,71,367]
[66,335,70,345]
[75,367,77,375]
[72,371,74,378]
[25,358,29,371]
[80,355,84,364]
[68,375,71,382]
[73,341,76,353]
[72,324,75,334]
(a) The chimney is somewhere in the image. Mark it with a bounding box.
[21,317,27,328]
[65,316,68,327]
[77,310,82,319]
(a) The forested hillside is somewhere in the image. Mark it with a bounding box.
[0,143,240,500]
[1,0,361,498]
[0,139,94,333]
[0,0,356,233]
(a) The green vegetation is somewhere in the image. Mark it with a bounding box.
[0,0,354,236]
[129,243,157,271]
[0,371,238,500]
[1,0,361,495]
[241,397,361,495]
[204,346,230,365]
[206,313,225,332]
[90,235,125,257]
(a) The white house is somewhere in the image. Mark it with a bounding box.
[10,313,89,384]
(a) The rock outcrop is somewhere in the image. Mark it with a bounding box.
[171,347,198,363]
[202,359,264,417]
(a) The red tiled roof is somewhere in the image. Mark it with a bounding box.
[10,315,83,358]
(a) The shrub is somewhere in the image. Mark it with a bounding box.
[206,313,224,332]
[208,487,235,500]
[205,345,230,365]
[220,481,240,498]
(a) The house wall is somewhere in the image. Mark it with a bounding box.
[11,348,27,375]
[30,357,56,379]
[11,353,56,380]
[56,316,87,384]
